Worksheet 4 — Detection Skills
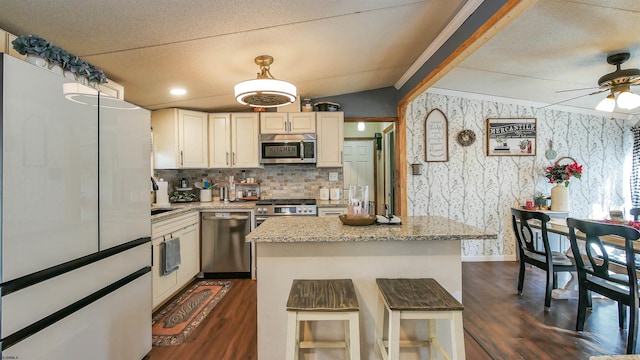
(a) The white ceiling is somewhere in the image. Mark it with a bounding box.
[434,0,640,118]
[0,0,467,112]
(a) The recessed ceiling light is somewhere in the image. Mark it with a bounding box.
[170,88,187,95]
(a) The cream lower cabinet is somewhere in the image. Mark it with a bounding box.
[318,207,348,216]
[152,108,208,169]
[209,112,260,168]
[152,211,200,309]
[316,112,344,167]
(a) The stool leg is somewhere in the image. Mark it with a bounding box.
[375,291,385,357]
[285,311,299,360]
[388,309,401,360]
[427,319,437,360]
[450,311,466,360]
[348,311,361,360]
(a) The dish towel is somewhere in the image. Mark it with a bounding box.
[163,237,181,275]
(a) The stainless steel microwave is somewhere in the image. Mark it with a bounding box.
[259,133,317,164]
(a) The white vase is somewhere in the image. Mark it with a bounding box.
[550,183,570,211]
[25,54,47,68]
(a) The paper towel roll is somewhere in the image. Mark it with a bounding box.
[155,181,169,205]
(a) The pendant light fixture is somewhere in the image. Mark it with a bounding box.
[234,55,297,108]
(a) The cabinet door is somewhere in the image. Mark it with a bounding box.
[152,237,178,308]
[3,55,99,281]
[99,96,151,250]
[316,112,344,167]
[176,223,200,287]
[259,112,287,134]
[289,112,316,133]
[178,109,208,168]
[208,113,232,168]
[232,113,260,168]
[318,207,348,216]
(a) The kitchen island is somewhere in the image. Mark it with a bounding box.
[247,215,495,360]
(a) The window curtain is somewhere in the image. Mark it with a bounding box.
[631,126,640,207]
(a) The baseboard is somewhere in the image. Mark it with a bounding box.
[462,254,517,262]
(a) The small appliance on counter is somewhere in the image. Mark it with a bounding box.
[155,179,170,206]
[330,187,341,200]
[319,187,330,201]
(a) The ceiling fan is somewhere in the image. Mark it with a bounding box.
[551,52,640,112]
[593,52,640,112]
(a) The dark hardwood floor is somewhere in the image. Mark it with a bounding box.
[148,262,632,359]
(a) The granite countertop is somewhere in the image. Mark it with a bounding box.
[246,216,496,243]
[151,200,256,222]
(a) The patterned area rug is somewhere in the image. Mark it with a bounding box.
[152,280,233,346]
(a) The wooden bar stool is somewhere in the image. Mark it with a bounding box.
[285,279,361,360]
[375,278,465,360]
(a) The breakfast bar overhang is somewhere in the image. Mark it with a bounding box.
[247,216,496,360]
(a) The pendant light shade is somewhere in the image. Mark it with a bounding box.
[595,93,615,112]
[616,90,640,110]
[234,55,296,108]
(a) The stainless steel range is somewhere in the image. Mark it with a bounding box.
[255,199,317,226]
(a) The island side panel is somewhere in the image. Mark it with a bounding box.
[256,239,462,360]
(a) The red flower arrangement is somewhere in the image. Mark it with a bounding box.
[545,161,583,187]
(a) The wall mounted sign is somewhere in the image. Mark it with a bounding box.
[486,118,536,156]
[424,109,448,162]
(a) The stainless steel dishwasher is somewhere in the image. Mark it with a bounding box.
[200,211,252,279]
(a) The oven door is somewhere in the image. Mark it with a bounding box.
[259,134,316,164]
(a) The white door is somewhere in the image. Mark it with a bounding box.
[343,140,375,202]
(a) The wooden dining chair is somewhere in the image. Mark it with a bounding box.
[511,208,576,311]
[566,218,640,354]
[630,208,640,221]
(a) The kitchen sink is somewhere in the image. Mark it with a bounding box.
[151,209,174,216]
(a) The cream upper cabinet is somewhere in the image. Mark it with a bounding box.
[152,108,208,169]
[316,112,344,167]
[209,112,260,168]
[260,112,316,134]
[209,113,231,168]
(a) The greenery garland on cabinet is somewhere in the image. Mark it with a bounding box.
[11,34,107,84]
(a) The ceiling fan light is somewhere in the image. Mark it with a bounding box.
[616,90,640,110]
[595,94,615,112]
[234,56,297,107]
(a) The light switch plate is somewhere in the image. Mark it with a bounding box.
[329,172,338,181]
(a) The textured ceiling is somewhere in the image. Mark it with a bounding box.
[0,0,466,112]
[434,0,640,117]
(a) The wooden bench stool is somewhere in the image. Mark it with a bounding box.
[375,278,465,360]
[285,279,361,360]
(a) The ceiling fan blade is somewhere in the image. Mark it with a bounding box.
[538,90,607,110]
[555,86,601,93]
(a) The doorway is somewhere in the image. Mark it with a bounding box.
[343,139,376,209]
[343,120,395,215]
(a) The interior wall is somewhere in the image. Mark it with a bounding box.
[406,91,631,261]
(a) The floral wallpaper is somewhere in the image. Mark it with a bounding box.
[406,91,633,260]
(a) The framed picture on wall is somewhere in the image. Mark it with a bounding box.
[486,118,536,156]
[424,109,448,162]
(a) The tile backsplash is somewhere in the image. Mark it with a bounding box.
[155,165,343,199]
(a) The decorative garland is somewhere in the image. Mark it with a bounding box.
[11,34,107,84]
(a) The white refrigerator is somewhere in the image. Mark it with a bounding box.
[0,54,152,359]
